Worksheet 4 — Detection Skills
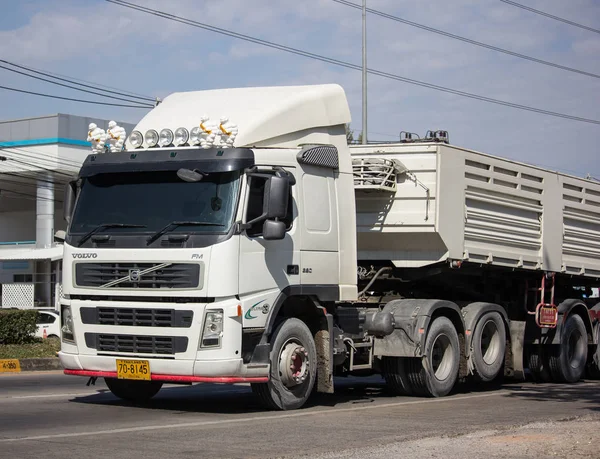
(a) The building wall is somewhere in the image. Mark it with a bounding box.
[0,113,135,143]
[0,113,138,308]
[0,210,35,242]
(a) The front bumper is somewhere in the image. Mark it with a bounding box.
[59,297,270,383]
[59,351,268,382]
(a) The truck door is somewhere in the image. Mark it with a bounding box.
[238,169,300,319]
[299,165,339,288]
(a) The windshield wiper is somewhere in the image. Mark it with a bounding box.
[146,221,224,245]
[77,223,146,247]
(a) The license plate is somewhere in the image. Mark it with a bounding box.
[116,359,150,381]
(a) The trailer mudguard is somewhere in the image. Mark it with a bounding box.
[373,299,462,358]
[591,303,600,329]
[541,299,594,345]
[462,302,509,356]
[461,302,509,376]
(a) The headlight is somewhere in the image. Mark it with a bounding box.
[200,309,223,348]
[61,304,75,343]
[159,128,174,147]
[190,126,202,145]
[128,130,143,148]
[174,127,189,146]
[145,129,159,147]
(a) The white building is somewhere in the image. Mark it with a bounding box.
[0,114,135,309]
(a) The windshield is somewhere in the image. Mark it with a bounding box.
[69,170,241,237]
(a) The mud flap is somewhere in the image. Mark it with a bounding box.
[315,314,334,394]
[509,320,526,380]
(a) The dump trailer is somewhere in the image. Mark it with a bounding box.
[58,84,600,410]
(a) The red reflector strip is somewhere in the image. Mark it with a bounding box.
[63,369,269,384]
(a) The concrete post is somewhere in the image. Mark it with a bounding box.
[36,177,54,307]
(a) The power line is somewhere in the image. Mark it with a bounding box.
[0,162,70,185]
[0,168,67,188]
[0,59,156,103]
[0,175,65,194]
[0,142,91,169]
[0,188,63,203]
[0,84,154,109]
[0,62,155,106]
[0,155,76,179]
[6,62,156,101]
[0,149,80,170]
[500,0,600,35]
[106,0,600,126]
[333,0,600,79]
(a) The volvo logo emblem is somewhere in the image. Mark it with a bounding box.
[72,253,98,259]
[129,269,142,282]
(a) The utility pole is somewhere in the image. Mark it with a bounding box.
[362,0,367,144]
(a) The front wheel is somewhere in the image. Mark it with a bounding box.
[251,318,317,411]
[104,378,163,402]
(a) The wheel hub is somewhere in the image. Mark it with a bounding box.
[431,334,452,381]
[279,341,309,388]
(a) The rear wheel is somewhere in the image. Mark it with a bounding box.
[586,324,600,379]
[548,313,588,383]
[382,357,412,395]
[251,318,317,411]
[406,316,460,397]
[104,378,162,402]
[527,345,552,382]
[471,312,506,382]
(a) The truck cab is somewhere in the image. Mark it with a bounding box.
[59,84,358,409]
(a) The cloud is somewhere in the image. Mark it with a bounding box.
[0,0,598,176]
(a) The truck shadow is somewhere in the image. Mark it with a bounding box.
[499,380,600,412]
[67,375,547,414]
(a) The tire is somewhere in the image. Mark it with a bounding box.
[405,316,460,397]
[548,313,588,383]
[251,318,317,410]
[527,345,552,382]
[586,324,600,379]
[471,312,506,382]
[104,378,163,402]
[382,357,412,395]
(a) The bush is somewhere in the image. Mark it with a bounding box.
[0,309,39,345]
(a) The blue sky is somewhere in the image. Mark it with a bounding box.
[0,0,599,177]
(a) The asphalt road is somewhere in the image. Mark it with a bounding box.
[1,371,599,458]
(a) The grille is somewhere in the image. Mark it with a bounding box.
[85,333,188,354]
[80,307,193,328]
[76,263,200,289]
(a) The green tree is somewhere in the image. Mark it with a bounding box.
[345,124,354,144]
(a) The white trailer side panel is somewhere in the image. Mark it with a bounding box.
[351,143,600,279]
[351,144,442,268]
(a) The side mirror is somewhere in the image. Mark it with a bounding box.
[263,220,286,240]
[177,168,205,182]
[54,230,66,242]
[263,176,289,220]
[63,181,77,224]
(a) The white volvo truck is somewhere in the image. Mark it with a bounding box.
[59,84,600,410]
